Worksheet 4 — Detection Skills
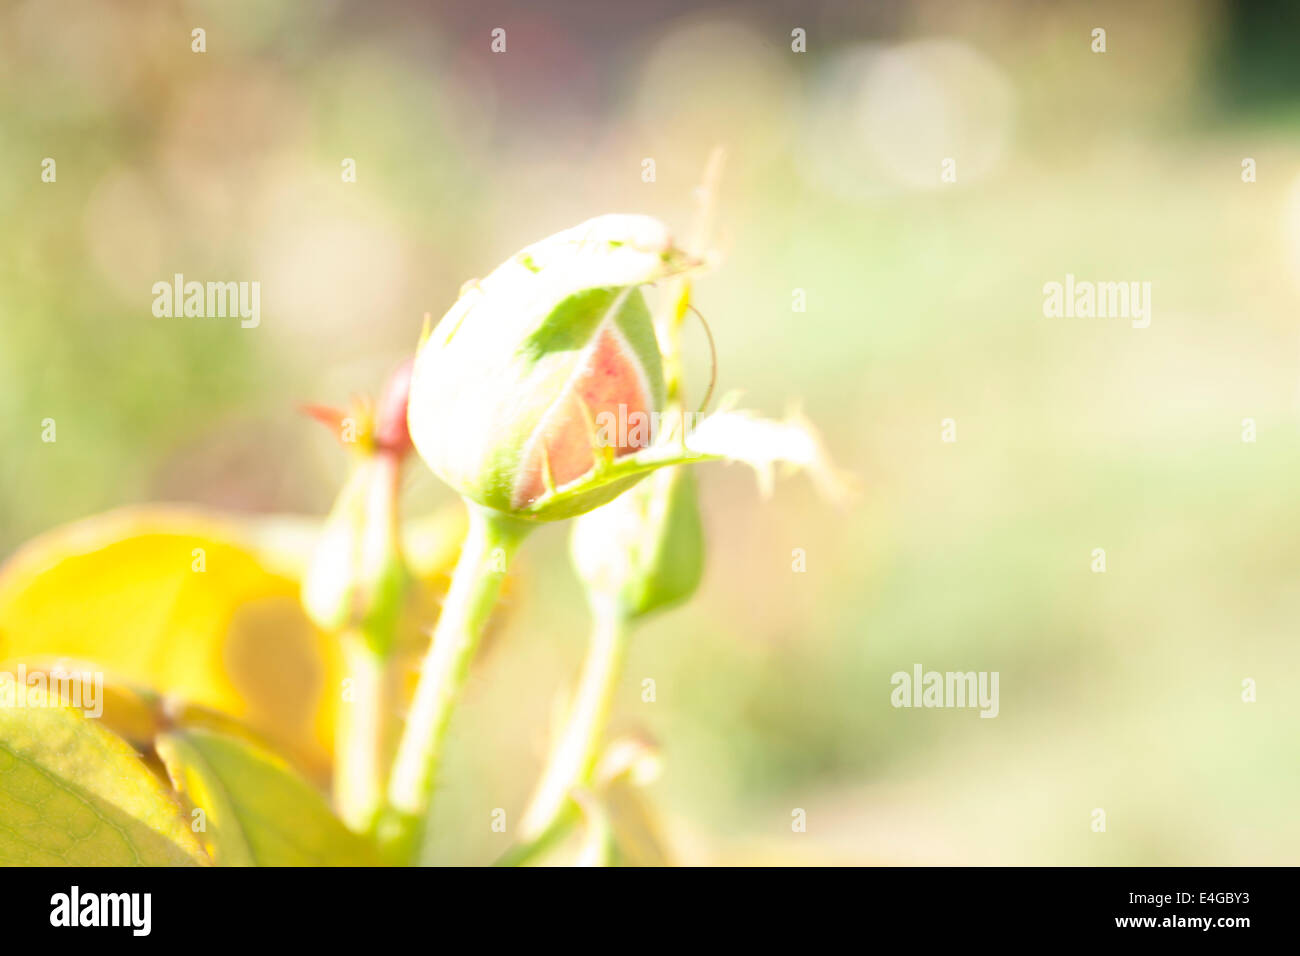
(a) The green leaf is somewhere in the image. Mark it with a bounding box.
[571,466,704,620]
[0,690,208,866]
[516,403,852,520]
[156,728,381,866]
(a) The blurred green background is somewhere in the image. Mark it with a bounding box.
[3,0,1299,864]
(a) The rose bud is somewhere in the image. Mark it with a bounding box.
[406,215,700,522]
[570,466,703,621]
[372,357,415,456]
[301,454,407,646]
[300,362,414,650]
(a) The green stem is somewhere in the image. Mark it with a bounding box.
[493,807,577,867]
[334,631,390,834]
[378,502,533,863]
[516,592,630,848]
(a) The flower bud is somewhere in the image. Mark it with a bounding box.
[407,215,699,521]
[570,466,703,620]
[373,358,414,456]
[301,455,407,647]
[300,364,414,649]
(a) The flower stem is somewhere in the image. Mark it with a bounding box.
[516,592,630,846]
[334,631,391,834]
[378,502,533,863]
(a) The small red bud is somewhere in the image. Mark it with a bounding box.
[374,358,415,457]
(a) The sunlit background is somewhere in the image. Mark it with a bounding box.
[3,0,1300,864]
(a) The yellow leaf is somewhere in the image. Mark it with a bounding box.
[0,504,469,779]
[157,728,381,867]
[0,687,207,866]
[0,507,339,775]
